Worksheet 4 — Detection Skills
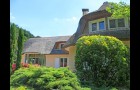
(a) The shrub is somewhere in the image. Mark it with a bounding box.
[10,66,91,90]
[12,63,16,73]
[75,35,130,88]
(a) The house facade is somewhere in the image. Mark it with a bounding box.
[22,36,76,70]
[22,2,130,71]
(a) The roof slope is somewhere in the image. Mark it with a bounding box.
[63,2,130,48]
[23,36,71,54]
[98,2,109,11]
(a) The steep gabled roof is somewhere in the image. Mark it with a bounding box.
[98,2,109,11]
[23,36,71,54]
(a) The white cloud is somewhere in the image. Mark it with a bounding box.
[53,16,79,23]
[10,12,15,20]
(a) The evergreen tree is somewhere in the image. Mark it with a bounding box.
[10,23,17,65]
[16,29,24,69]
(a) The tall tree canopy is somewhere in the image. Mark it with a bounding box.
[106,2,130,18]
[10,22,35,73]
[16,29,24,69]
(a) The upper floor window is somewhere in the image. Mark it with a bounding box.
[89,18,106,32]
[54,42,65,50]
[109,19,116,28]
[109,18,126,29]
[92,23,97,31]
[99,21,105,30]
[60,43,64,49]
[118,18,125,27]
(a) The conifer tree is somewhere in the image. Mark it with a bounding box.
[16,29,24,69]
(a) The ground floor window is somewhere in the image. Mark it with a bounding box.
[25,54,46,66]
[60,58,67,67]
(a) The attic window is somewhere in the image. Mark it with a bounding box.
[118,18,125,27]
[60,43,64,49]
[99,21,105,30]
[109,19,116,28]
[92,23,97,31]
[108,18,126,29]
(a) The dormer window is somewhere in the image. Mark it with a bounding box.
[99,21,105,30]
[54,42,65,50]
[108,18,126,30]
[60,43,64,49]
[118,18,125,27]
[92,23,97,31]
[109,19,116,28]
[89,18,106,33]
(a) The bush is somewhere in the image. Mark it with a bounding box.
[10,65,91,90]
[75,35,130,88]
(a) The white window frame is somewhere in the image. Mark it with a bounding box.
[108,18,117,29]
[108,17,129,30]
[89,18,106,33]
[60,58,68,67]
[99,21,105,30]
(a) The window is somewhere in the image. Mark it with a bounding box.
[60,43,64,49]
[118,18,125,27]
[60,58,67,67]
[92,23,97,31]
[29,58,40,64]
[109,19,116,28]
[99,21,105,30]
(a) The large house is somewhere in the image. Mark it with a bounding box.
[22,2,130,71]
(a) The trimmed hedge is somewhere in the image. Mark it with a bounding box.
[10,65,91,90]
[75,35,130,88]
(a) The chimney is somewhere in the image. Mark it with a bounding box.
[82,9,89,16]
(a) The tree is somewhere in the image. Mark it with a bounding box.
[75,35,130,88]
[10,23,18,68]
[10,22,35,73]
[106,2,130,18]
[16,29,24,69]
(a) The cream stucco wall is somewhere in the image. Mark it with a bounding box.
[45,54,69,67]
[65,46,76,71]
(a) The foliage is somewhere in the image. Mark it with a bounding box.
[11,63,40,73]
[16,29,24,70]
[106,2,130,18]
[23,29,35,42]
[75,35,130,88]
[10,85,34,90]
[10,23,18,66]
[10,66,91,90]
[12,63,16,73]
[10,22,35,74]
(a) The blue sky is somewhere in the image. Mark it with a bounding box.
[10,0,130,37]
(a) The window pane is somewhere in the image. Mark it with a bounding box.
[92,23,97,31]
[64,58,67,67]
[60,44,64,49]
[99,21,105,30]
[109,19,116,28]
[60,58,63,67]
[118,18,125,27]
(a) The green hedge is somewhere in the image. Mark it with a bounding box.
[75,35,130,88]
[10,66,91,90]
